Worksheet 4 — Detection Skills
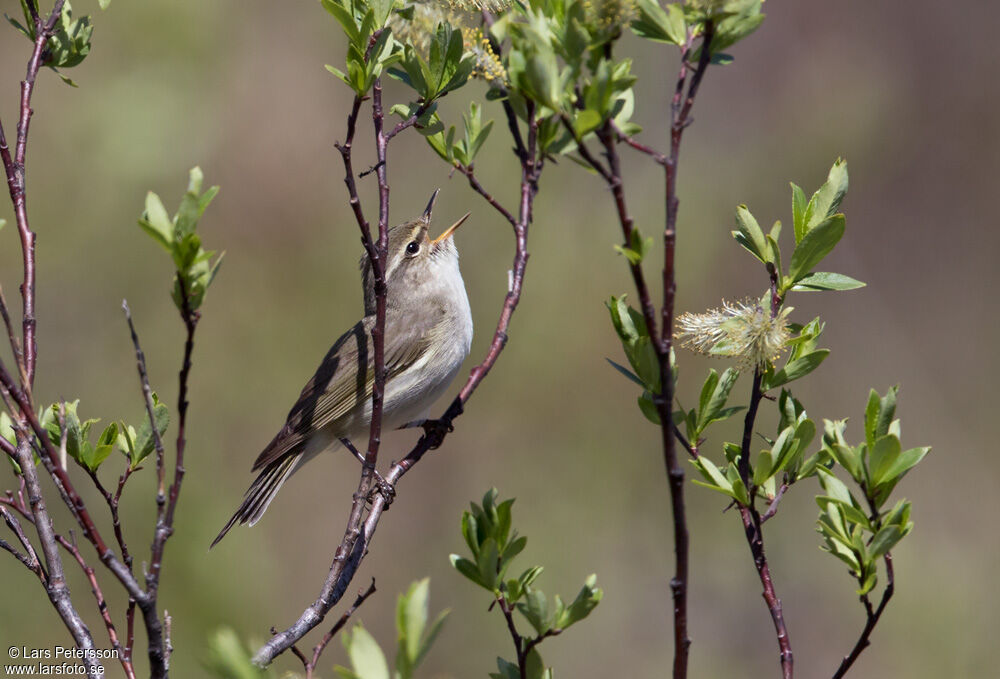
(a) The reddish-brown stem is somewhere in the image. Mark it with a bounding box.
[455,164,517,227]
[832,554,894,678]
[613,121,668,166]
[495,590,562,679]
[57,534,134,679]
[87,469,133,571]
[739,505,793,678]
[139,279,200,679]
[385,99,434,141]
[734,267,793,676]
[564,28,711,669]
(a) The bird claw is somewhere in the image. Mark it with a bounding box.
[367,471,395,505]
[421,418,453,449]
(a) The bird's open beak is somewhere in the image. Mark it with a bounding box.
[422,189,441,220]
[432,212,471,245]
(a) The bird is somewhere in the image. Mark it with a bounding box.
[211,190,472,547]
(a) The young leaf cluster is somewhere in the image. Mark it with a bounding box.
[5,1,102,86]
[732,159,863,298]
[450,490,602,679]
[322,0,402,95]
[138,167,223,312]
[334,580,448,679]
[424,101,494,167]
[815,387,927,594]
[675,367,742,444]
[2,398,168,474]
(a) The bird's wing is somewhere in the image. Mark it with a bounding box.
[251,312,433,471]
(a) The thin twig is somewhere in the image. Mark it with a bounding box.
[832,554,894,678]
[0,0,67,393]
[612,121,668,166]
[385,99,434,141]
[305,579,377,679]
[0,285,25,384]
[454,164,517,228]
[738,504,793,678]
[144,278,201,679]
[57,533,134,679]
[760,482,789,524]
[122,300,167,520]
[12,435,102,677]
[0,504,44,580]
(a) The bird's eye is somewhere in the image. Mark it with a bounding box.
[406,241,420,255]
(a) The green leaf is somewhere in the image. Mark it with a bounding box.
[524,647,548,679]
[697,369,720,419]
[397,579,429,665]
[517,588,551,636]
[816,496,871,532]
[491,657,521,679]
[732,205,769,264]
[753,450,773,487]
[827,442,862,482]
[501,535,526,574]
[202,628,269,679]
[690,457,736,500]
[573,109,602,137]
[449,554,484,588]
[864,389,880,448]
[816,467,854,506]
[631,0,686,45]
[477,537,499,591]
[869,524,907,559]
[132,395,169,468]
[606,358,644,388]
[697,367,740,433]
[461,510,480,558]
[868,435,901,487]
[879,447,929,487]
[517,566,543,592]
[787,214,845,285]
[139,192,174,251]
[556,573,602,629]
[83,422,118,472]
[791,272,865,292]
[726,463,751,505]
[415,608,448,669]
[322,0,362,47]
[791,182,807,243]
[803,158,849,232]
[343,625,390,679]
[764,350,830,390]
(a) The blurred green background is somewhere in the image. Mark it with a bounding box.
[1,1,997,677]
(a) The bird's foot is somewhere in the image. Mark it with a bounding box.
[340,437,395,505]
[420,418,454,449]
[367,472,396,505]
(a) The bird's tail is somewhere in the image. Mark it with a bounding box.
[210,452,301,548]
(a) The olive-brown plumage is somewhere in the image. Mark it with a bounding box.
[212,192,472,546]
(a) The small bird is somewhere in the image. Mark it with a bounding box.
[212,191,472,547]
